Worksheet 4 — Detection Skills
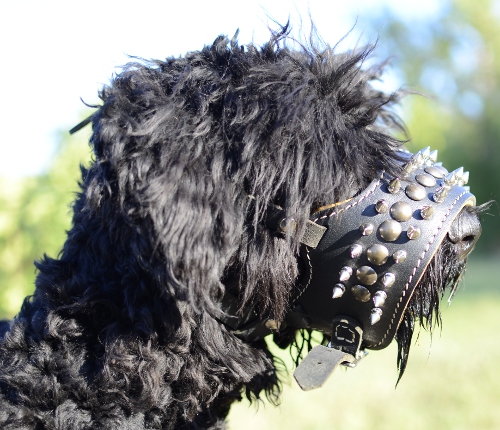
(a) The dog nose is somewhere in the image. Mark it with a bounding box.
[448,207,482,260]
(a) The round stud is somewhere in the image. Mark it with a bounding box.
[375,199,389,214]
[433,163,449,176]
[378,220,402,242]
[387,178,401,194]
[356,266,378,285]
[350,244,363,259]
[420,205,434,220]
[332,284,345,299]
[390,201,413,222]
[373,291,387,307]
[351,285,371,302]
[367,244,389,266]
[339,266,353,282]
[405,183,427,201]
[382,273,396,287]
[425,165,445,179]
[360,223,374,236]
[407,226,421,240]
[392,250,407,264]
[370,308,383,325]
[415,173,437,188]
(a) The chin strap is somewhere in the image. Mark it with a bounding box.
[294,316,366,390]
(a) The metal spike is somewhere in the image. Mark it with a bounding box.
[388,178,401,194]
[453,166,464,177]
[375,199,389,214]
[339,266,353,282]
[407,226,421,240]
[428,149,438,163]
[332,284,345,299]
[382,273,396,288]
[370,308,383,325]
[458,171,469,186]
[373,291,387,307]
[433,186,450,203]
[350,244,363,259]
[421,146,431,159]
[360,223,374,236]
[420,205,434,220]
[393,250,407,264]
[443,172,458,186]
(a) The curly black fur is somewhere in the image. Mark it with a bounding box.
[0,28,476,429]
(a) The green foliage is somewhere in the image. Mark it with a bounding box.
[0,124,92,319]
[359,0,499,253]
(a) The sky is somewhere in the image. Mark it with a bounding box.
[0,0,442,178]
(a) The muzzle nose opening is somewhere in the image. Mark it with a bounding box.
[448,207,482,260]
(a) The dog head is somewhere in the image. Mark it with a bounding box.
[65,29,482,421]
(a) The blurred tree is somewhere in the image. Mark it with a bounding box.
[0,123,92,318]
[359,0,499,253]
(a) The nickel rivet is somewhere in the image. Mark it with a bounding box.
[390,201,413,222]
[378,220,402,242]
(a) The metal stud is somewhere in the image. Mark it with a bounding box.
[370,308,383,325]
[279,217,297,233]
[453,167,464,179]
[407,226,421,240]
[360,223,374,236]
[382,272,396,287]
[375,199,389,214]
[351,285,371,302]
[428,149,438,163]
[265,319,279,330]
[425,165,445,179]
[393,250,407,263]
[373,291,387,307]
[433,186,450,203]
[443,172,458,187]
[367,244,389,266]
[356,266,378,285]
[388,178,401,194]
[332,284,345,299]
[460,171,469,185]
[433,163,449,176]
[405,183,427,201]
[420,205,434,220]
[378,220,402,242]
[339,266,353,282]
[350,244,363,258]
[415,173,437,188]
[390,201,413,222]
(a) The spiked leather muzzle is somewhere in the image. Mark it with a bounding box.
[221,148,476,389]
[293,151,475,350]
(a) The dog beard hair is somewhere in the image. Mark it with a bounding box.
[395,204,488,382]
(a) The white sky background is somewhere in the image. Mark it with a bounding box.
[0,0,442,178]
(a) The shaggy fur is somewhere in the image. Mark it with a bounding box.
[0,29,480,429]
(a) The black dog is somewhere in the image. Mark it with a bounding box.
[0,29,482,429]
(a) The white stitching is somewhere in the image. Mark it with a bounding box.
[373,191,468,347]
[295,246,313,300]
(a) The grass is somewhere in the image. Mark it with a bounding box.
[227,257,500,429]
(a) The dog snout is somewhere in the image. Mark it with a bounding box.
[447,207,482,260]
